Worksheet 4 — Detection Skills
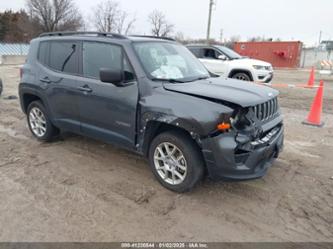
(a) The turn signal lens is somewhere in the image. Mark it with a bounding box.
[217,122,231,131]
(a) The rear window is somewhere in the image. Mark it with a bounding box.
[37,40,135,81]
[37,42,49,65]
[37,40,79,75]
[49,41,79,74]
[188,47,203,58]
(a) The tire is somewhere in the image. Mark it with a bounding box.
[27,101,59,142]
[148,130,205,192]
[232,72,251,81]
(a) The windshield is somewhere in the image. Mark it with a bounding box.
[133,42,210,82]
[215,45,242,59]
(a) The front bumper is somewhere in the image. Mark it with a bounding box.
[201,123,284,181]
[255,71,274,83]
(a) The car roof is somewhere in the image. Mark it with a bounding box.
[187,44,225,49]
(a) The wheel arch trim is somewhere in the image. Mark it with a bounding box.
[138,116,204,157]
[19,86,53,119]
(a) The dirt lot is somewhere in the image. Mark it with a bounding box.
[0,65,332,242]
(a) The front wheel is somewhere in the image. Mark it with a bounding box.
[148,130,204,192]
[232,72,251,81]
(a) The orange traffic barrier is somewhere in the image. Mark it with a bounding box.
[302,80,324,127]
[305,67,315,88]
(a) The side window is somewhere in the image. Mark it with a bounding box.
[123,56,136,82]
[188,47,202,58]
[204,48,220,59]
[82,42,135,82]
[215,50,223,58]
[37,41,49,65]
[48,41,79,74]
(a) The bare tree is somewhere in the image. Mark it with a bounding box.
[247,36,276,42]
[174,31,185,42]
[92,0,135,35]
[224,35,241,48]
[26,0,83,32]
[148,10,174,37]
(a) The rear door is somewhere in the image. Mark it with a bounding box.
[37,40,81,131]
[76,41,138,149]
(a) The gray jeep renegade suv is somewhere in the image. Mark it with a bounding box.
[19,32,284,192]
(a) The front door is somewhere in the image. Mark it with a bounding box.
[77,41,138,149]
[200,48,228,75]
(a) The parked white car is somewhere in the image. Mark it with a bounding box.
[187,44,274,83]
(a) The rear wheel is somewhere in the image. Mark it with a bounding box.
[27,101,59,141]
[232,72,251,81]
[148,130,204,192]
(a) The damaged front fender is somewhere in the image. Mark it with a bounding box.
[136,87,235,154]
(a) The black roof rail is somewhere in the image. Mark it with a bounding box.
[39,31,127,39]
[130,35,175,41]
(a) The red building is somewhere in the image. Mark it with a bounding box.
[234,41,303,68]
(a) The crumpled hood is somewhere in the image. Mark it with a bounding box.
[163,77,278,107]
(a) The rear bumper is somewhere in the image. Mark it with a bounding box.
[201,123,284,181]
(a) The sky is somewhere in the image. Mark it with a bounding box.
[1,0,332,46]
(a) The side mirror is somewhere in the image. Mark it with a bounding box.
[99,68,123,86]
[218,55,227,61]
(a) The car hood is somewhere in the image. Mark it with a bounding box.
[230,58,272,67]
[163,77,278,107]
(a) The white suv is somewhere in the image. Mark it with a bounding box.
[187,44,273,83]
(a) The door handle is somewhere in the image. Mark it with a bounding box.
[77,85,92,93]
[40,76,51,84]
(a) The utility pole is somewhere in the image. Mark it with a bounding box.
[206,0,214,43]
[220,29,224,43]
[315,30,322,60]
[318,30,322,46]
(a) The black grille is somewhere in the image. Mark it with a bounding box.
[252,98,279,121]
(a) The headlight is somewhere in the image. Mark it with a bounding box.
[253,65,273,71]
[253,65,266,70]
[230,108,251,130]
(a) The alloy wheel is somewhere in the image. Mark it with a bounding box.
[153,142,187,185]
[235,74,249,81]
[29,107,47,137]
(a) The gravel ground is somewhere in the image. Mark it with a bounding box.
[0,65,332,242]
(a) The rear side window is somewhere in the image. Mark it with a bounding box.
[82,42,135,82]
[48,41,79,74]
[37,41,49,65]
[188,47,203,58]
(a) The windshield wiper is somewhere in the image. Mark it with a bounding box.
[196,76,210,80]
[184,76,210,82]
[151,78,185,83]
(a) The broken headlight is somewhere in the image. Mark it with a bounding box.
[230,108,252,130]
